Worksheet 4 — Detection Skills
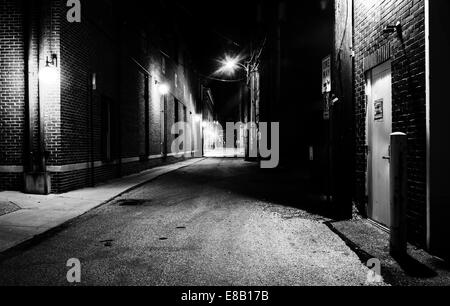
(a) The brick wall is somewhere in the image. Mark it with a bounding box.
[41,0,62,166]
[1,0,203,193]
[0,0,25,189]
[51,0,202,192]
[60,0,91,166]
[354,0,427,246]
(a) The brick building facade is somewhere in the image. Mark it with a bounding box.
[0,0,204,194]
[331,0,450,257]
[255,1,333,167]
[352,0,427,246]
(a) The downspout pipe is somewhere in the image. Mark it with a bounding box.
[37,0,46,175]
[89,73,95,187]
[23,0,34,173]
[23,0,51,194]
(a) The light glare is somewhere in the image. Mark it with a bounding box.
[216,54,243,76]
[39,66,58,84]
[158,83,170,95]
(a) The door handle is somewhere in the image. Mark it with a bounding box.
[383,146,391,160]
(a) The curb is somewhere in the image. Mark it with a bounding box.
[0,158,205,262]
[325,221,376,264]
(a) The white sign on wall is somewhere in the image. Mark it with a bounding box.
[322,55,331,94]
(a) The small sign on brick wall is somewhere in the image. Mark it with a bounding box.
[374,98,384,121]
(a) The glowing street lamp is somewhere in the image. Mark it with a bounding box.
[217,54,247,76]
[157,82,170,95]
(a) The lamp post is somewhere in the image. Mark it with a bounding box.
[218,54,258,160]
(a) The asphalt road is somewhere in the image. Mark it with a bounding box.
[0,158,379,286]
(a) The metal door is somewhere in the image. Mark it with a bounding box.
[368,61,392,228]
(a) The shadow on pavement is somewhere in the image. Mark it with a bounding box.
[189,158,340,221]
[393,253,438,278]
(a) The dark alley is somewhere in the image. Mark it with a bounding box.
[1,0,450,296]
[0,158,378,286]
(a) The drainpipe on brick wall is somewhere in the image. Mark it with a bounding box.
[37,0,48,174]
[37,1,45,174]
[117,20,124,177]
[23,0,34,173]
[23,0,51,194]
[89,73,95,187]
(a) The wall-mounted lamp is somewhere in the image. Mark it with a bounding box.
[46,54,58,67]
[39,54,58,84]
[332,96,339,105]
[383,21,402,35]
[155,80,170,95]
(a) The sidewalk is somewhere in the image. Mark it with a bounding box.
[328,219,450,286]
[203,148,245,158]
[0,158,204,254]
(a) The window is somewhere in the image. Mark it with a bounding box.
[174,99,180,138]
[175,98,179,123]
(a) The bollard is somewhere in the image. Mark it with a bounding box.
[390,132,408,257]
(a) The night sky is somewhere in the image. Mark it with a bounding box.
[134,0,333,123]
[170,0,258,121]
[172,0,256,68]
[173,0,332,123]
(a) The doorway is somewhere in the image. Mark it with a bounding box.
[367,61,392,228]
[161,95,168,157]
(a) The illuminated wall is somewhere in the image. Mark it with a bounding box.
[0,0,205,193]
[353,0,427,246]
